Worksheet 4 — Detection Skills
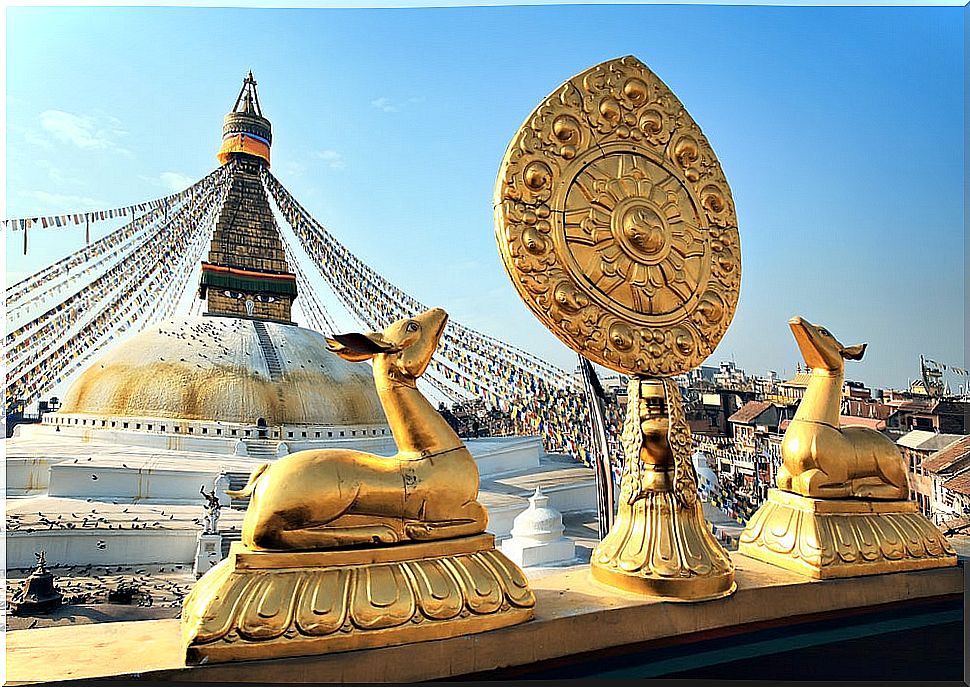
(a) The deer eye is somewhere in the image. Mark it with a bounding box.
[406,322,419,332]
[820,328,831,336]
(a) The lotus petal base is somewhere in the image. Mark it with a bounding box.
[590,490,737,602]
[739,489,957,579]
[181,534,535,664]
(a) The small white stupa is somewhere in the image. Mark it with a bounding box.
[501,486,575,567]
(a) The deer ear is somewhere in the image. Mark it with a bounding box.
[841,343,867,361]
[326,332,399,361]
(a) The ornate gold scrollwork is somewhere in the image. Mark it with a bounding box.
[494,56,739,601]
[495,55,740,376]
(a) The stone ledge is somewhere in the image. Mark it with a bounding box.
[5,554,964,684]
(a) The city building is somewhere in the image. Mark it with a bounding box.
[896,431,966,517]
[920,435,970,526]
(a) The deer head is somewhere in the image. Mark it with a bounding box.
[789,316,867,373]
[326,308,449,386]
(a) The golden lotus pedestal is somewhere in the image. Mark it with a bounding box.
[590,490,737,601]
[589,378,736,602]
[739,489,957,579]
[181,533,535,664]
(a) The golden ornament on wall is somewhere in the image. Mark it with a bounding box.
[495,55,740,376]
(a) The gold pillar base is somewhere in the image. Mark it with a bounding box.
[739,489,957,579]
[590,490,737,602]
[181,534,535,664]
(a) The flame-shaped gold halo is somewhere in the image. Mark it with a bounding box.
[494,55,740,376]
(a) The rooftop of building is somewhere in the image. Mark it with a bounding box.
[942,471,970,497]
[921,435,970,474]
[777,415,888,433]
[888,397,940,413]
[727,400,774,425]
[842,399,894,420]
[896,430,966,452]
[838,415,887,431]
[780,372,812,388]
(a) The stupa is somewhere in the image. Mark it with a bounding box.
[55,72,388,442]
[4,74,394,570]
[5,73,591,572]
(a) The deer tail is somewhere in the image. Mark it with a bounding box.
[225,463,270,498]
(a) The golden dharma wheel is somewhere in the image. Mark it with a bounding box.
[494,55,741,376]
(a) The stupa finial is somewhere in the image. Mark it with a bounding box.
[218,71,272,167]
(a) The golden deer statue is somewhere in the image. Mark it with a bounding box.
[776,316,909,500]
[227,308,488,550]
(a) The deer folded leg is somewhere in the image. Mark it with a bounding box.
[276,522,403,549]
[776,464,794,491]
[796,468,852,498]
[874,456,910,499]
[851,479,908,500]
[404,517,485,541]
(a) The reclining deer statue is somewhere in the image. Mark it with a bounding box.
[776,316,909,500]
[227,308,488,550]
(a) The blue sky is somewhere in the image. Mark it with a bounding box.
[4,3,965,391]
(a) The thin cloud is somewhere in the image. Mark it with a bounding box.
[370,95,424,113]
[282,161,307,178]
[35,110,131,155]
[35,160,71,185]
[158,171,194,192]
[21,190,105,213]
[24,129,53,150]
[314,149,346,170]
[370,97,399,113]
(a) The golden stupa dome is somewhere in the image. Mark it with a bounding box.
[58,316,386,426]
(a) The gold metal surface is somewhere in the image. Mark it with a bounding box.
[777,317,909,499]
[739,489,957,578]
[590,378,735,600]
[495,56,736,600]
[227,308,488,550]
[184,309,533,662]
[57,317,386,426]
[494,55,740,376]
[740,317,956,578]
[181,535,535,664]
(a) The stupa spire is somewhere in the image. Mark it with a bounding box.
[233,71,263,116]
[200,73,297,324]
[217,71,272,167]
